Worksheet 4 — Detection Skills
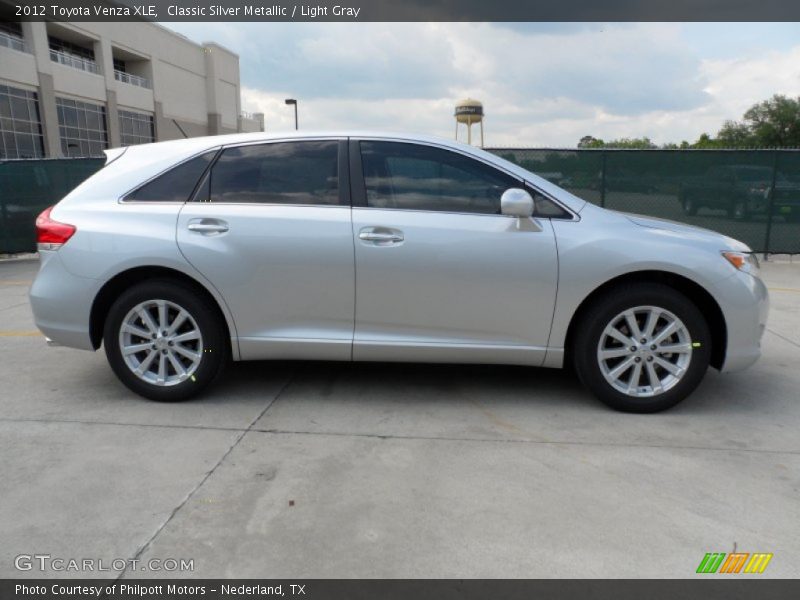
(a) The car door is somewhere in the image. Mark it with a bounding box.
[176,138,354,361]
[350,139,560,366]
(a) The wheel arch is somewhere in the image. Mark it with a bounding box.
[89,266,236,358]
[564,270,727,370]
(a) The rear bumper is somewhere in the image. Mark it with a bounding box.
[29,252,99,351]
[716,270,769,373]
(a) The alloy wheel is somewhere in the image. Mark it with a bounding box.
[118,299,203,386]
[596,305,693,398]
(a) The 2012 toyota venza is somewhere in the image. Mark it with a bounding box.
[30,133,769,412]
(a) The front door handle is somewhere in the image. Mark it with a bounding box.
[359,227,404,245]
[187,219,229,235]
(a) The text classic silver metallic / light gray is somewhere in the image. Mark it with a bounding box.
[29,132,769,412]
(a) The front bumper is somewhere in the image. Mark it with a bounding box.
[715,269,769,373]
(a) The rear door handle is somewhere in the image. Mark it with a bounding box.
[187,219,229,235]
[359,227,404,245]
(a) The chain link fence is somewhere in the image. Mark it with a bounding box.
[2,150,800,254]
[0,158,104,254]
[489,148,800,254]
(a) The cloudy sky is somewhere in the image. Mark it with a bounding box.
[164,22,800,147]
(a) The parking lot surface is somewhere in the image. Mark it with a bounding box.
[1,257,798,578]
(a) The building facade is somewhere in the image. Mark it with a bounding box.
[0,20,264,159]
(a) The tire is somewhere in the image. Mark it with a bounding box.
[681,195,698,216]
[103,279,228,401]
[572,283,711,413]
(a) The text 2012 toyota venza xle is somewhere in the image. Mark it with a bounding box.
[30,133,768,412]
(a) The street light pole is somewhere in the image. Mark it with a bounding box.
[285,98,298,130]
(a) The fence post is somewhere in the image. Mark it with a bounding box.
[0,163,8,254]
[600,149,607,207]
[762,150,779,258]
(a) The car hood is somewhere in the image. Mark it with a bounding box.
[620,212,751,252]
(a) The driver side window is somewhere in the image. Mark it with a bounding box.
[360,141,518,215]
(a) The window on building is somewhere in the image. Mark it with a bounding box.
[48,36,98,73]
[0,22,27,52]
[0,22,23,38]
[113,58,127,73]
[0,84,45,159]
[207,141,340,205]
[118,109,154,146]
[48,36,94,61]
[56,97,108,157]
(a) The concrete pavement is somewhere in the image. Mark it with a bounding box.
[1,257,798,578]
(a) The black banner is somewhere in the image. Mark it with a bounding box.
[4,0,800,22]
[3,580,800,600]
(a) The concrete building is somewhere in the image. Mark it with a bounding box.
[0,20,264,159]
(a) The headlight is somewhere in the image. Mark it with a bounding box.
[722,251,760,276]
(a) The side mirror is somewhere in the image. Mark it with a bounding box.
[501,188,534,218]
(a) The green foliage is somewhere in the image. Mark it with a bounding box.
[743,95,800,147]
[578,135,605,148]
[578,94,800,149]
[603,137,657,149]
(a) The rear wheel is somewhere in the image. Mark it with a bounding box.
[573,284,711,412]
[103,279,227,401]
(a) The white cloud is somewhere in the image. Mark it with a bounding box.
[166,22,800,147]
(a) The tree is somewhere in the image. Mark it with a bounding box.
[578,135,604,148]
[576,94,800,149]
[691,132,722,149]
[716,120,754,147]
[742,95,800,147]
[691,94,800,148]
[576,136,657,149]
[604,137,658,149]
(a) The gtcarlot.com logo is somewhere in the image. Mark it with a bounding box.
[696,552,773,574]
[14,554,194,573]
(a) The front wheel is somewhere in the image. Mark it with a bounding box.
[103,279,228,401]
[573,284,711,412]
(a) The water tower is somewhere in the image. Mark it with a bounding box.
[454,98,484,147]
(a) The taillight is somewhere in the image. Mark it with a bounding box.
[36,206,76,251]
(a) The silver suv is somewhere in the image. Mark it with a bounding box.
[30,132,768,412]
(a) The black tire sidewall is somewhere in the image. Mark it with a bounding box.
[574,284,711,413]
[103,279,227,401]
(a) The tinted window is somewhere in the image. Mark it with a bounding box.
[209,141,339,205]
[531,190,571,218]
[126,151,216,202]
[360,141,518,214]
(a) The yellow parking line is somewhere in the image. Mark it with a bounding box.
[767,287,800,293]
[0,280,32,285]
[0,331,42,337]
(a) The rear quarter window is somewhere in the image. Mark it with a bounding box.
[124,150,217,202]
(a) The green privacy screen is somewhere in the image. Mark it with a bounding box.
[0,158,104,254]
[491,148,800,254]
[1,150,799,253]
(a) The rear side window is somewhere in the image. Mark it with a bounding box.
[125,151,217,202]
[207,141,340,205]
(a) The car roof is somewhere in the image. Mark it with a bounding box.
[106,130,483,156]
